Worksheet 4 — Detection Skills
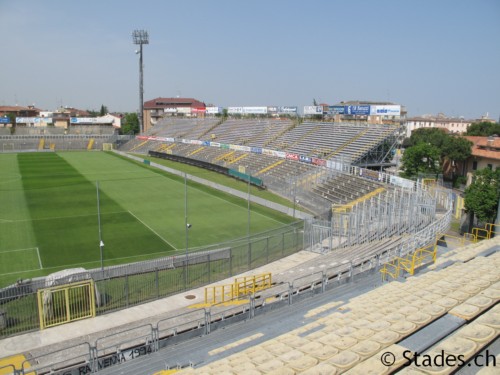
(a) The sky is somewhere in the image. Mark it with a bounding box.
[1,0,499,120]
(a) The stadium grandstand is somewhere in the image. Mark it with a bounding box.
[119,117,402,217]
[1,105,498,375]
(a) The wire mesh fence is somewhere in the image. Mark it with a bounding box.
[0,221,303,338]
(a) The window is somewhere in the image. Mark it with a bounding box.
[472,161,478,170]
[487,164,493,170]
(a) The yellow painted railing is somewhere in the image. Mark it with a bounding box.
[38,138,45,150]
[255,159,284,176]
[380,243,436,281]
[130,139,149,152]
[87,138,95,150]
[326,128,369,159]
[213,150,234,163]
[188,147,205,156]
[203,273,272,305]
[226,153,248,166]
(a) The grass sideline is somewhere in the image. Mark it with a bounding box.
[0,152,295,287]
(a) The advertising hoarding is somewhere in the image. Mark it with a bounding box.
[206,107,222,114]
[278,106,298,114]
[243,107,268,114]
[345,106,370,115]
[370,105,401,116]
[0,117,9,124]
[228,107,243,114]
[17,117,53,124]
[303,106,323,115]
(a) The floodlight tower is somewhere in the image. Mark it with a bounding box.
[132,29,149,133]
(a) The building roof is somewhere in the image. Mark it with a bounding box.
[144,97,206,109]
[464,136,500,161]
[0,105,41,114]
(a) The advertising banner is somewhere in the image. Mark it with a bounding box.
[299,155,312,164]
[326,106,345,115]
[243,107,268,114]
[267,106,278,113]
[0,117,9,124]
[206,107,222,114]
[286,153,299,161]
[177,107,191,114]
[390,175,414,189]
[164,108,177,113]
[251,147,262,154]
[228,107,243,114]
[311,157,326,166]
[275,151,287,158]
[278,106,298,114]
[370,105,401,116]
[303,106,323,115]
[345,106,370,115]
[210,142,221,147]
[202,141,210,146]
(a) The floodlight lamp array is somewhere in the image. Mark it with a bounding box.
[132,30,149,45]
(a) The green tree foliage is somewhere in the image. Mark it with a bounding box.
[441,136,472,163]
[401,142,441,177]
[464,168,500,224]
[406,128,448,149]
[401,128,472,177]
[99,105,108,116]
[120,113,139,134]
[466,121,500,136]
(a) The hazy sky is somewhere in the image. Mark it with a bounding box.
[1,0,499,120]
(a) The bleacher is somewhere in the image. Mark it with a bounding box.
[312,173,383,205]
[170,237,499,374]
[147,118,219,140]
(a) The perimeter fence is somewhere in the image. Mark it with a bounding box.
[0,221,303,338]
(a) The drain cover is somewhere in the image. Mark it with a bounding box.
[185,294,196,300]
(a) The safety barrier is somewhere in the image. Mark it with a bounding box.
[379,243,437,281]
[203,273,272,305]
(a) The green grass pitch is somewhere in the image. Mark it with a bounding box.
[0,152,294,286]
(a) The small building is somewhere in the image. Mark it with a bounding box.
[143,97,206,131]
[463,136,500,179]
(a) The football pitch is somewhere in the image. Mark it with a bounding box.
[0,151,294,286]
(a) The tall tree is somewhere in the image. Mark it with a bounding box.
[120,113,139,134]
[99,105,108,116]
[464,168,500,224]
[401,142,441,177]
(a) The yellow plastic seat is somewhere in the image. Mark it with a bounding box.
[327,350,361,371]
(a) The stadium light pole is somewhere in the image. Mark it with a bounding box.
[184,173,190,289]
[96,181,104,271]
[132,29,149,133]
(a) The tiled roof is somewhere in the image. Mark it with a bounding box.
[463,136,500,160]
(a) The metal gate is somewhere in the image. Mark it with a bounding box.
[37,280,96,329]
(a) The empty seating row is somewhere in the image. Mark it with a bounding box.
[174,239,500,374]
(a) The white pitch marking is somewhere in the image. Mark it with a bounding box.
[128,210,178,250]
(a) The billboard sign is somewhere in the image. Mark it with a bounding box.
[164,108,177,113]
[326,106,345,115]
[278,106,297,114]
[345,105,370,115]
[228,107,243,114]
[370,105,401,116]
[17,117,53,124]
[0,117,9,124]
[206,107,222,114]
[243,107,268,114]
[303,106,323,115]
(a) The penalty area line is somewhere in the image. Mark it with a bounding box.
[127,210,178,250]
[36,247,43,269]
